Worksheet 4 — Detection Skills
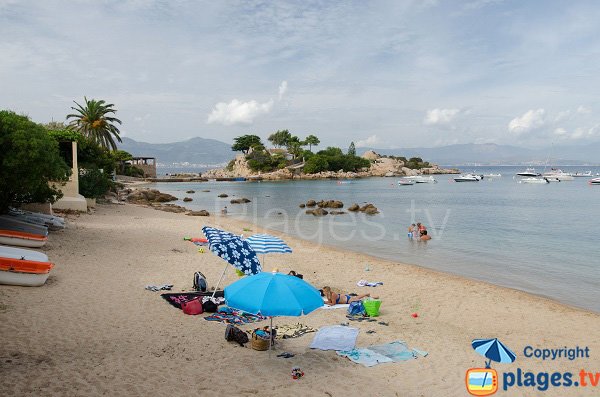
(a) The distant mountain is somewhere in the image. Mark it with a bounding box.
[358,143,600,165]
[118,137,233,167]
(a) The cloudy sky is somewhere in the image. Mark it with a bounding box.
[1,0,600,149]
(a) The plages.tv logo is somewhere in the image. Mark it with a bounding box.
[466,338,517,396]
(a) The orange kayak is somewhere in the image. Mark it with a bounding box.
[0,229,48,248]
[0,257,54,274]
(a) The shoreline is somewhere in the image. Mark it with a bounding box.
[2,203,599,396]
[125,181,597,315]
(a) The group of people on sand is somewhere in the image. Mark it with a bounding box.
[408,222,431,241]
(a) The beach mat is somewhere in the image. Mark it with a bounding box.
[161,291,224,309]
[337,340,428,367]
[310,325,359,351]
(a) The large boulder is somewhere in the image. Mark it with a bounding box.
[299,203,306,208]
[218,193,228,198]
[306,199,317,207]
[126,189,178,204]
[348,203,360,212]
[362,150,380,161]
[230,198,251,204]
[359,203,379,215]
[187,210,210,216]
[183,197,193,202]
[329,210,346,215]
[306,208,328,216]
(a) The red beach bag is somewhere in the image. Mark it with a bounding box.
[181,297,203,315]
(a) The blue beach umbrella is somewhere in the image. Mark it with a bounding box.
[225,271,323,352]
[472,338,516,387]
[202,226,262,296]
[245,234,292,266]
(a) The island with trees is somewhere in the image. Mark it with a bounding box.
[203,132,459,180]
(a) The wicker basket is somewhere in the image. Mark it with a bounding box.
[251,332,271,351]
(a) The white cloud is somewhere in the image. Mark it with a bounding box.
[278,81,288,100]
[553,127,567,136]
[576,105,591,114]
[207,99,273,125]
[355,135,381,148]
[423,108,461,125]
[508,109,546,134]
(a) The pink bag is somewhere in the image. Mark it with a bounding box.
[181,297,203,315]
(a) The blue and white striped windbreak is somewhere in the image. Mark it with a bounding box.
[472,338,517,364]
[245,234,292,255]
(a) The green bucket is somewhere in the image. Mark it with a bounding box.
[363,299,382,317]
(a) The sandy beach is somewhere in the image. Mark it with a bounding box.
[1,202,599,397]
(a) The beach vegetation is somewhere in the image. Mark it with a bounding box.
[302,146,370,173]
[286,135,304,159]
[304,134,320,152]
[66,97,123,151]
[79,167,113,199]
[268,129,292,148]
[246,149,287,172]
[232,134,263,154]
[405,156,430,169]
[348,141,356,156]
[303,155,329,173]
[0,111,70,213]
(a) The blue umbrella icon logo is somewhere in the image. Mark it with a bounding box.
[468,338,516,394]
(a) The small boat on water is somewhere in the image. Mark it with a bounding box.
[589,177,600,185]
[516,168,541,177]
[483,173,502,178]
[0,256,54,286]
[453,174,482,182]
[519,177,549,184]
[542,169,574,181]
[572,171,592,177]
[398,179,415,186]
[403,175,437,183]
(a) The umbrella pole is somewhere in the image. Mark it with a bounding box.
[212,264,229,298]
[269,317,273,357]
[481,359,492,387]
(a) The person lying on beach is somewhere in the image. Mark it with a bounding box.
[322,286,376,306]
[420,230,431,241]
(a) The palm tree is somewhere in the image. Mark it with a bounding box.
[66,97,122,151]
[304,134,320,152]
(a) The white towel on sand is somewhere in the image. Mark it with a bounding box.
[320,304,350,310]
[310,325,359,351]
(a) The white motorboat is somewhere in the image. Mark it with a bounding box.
[519,177,549,184]
[542,169,574,181]
[453,174,482,182]
[516,168,540,177]
[403,175,437,183]
[483,173,502,178]
[398,179,415,186]
[572,171,592,177]
[589,177,600,185]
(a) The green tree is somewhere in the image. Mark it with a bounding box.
[286,135,303,159]
[66,97,123,151]
[267,129,292,148]
[232,134,262,154]
[304,134,320,152]
[303,155,329,174]
[0,111,70,213]
[348,141,356,156]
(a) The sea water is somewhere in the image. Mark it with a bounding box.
[146,166,600,312]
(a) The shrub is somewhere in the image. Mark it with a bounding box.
[79,167,113,198]
[303,155,329,173]
[0,111,70,212]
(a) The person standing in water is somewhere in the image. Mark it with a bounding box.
[408,223,416,238]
